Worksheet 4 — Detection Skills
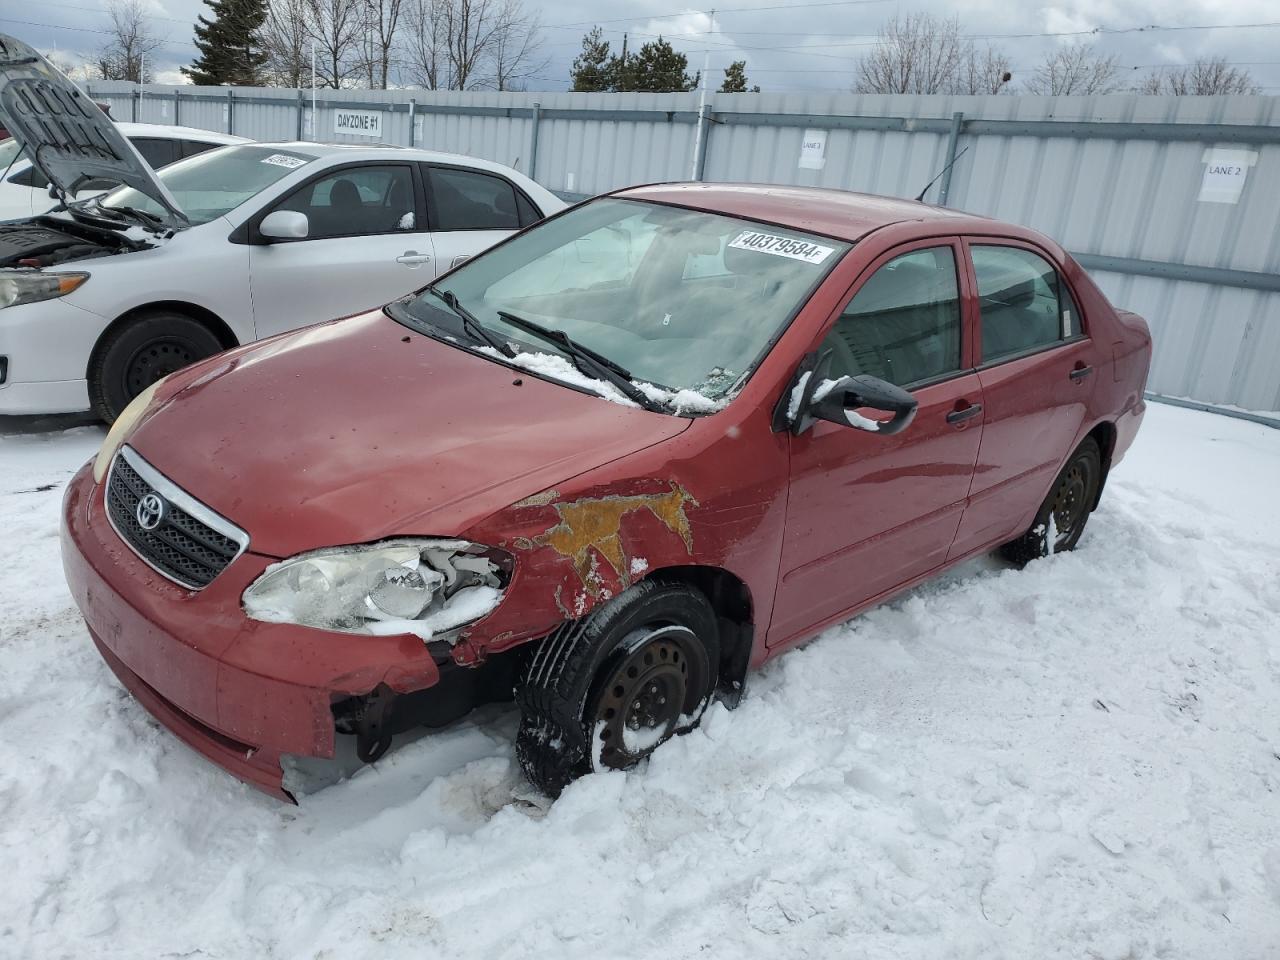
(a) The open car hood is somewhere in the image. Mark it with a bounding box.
[0,34,187,228]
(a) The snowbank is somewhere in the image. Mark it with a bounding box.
[0,405,1277,958]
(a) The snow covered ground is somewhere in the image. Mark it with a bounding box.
[1,403,1278,959]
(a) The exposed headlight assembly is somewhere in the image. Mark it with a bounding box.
[0,270,88,309]
[243,540,509,642]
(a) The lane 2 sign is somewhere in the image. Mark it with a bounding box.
[333,109,384,139]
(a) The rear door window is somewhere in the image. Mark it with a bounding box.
[426,166,522,231]
[971,245,1081,362]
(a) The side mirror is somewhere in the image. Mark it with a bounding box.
[259,210,309,241]
[806,374,918,436]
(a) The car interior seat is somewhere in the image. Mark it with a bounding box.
[829,256,957,386]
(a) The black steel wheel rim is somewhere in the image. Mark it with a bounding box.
[1050,457,1092,545]
[592,625,698,771]
[124,339,197,397]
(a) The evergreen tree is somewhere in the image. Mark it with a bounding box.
[570,27,615,92]
[183,0,268,86]
[627,37,698,92]
[719,60,759,93]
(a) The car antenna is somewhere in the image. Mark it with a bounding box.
[914,145,970,203]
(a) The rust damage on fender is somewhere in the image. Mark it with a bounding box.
[528,482,699,597]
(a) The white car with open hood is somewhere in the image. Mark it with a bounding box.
[0,34,565,420]
[0,122,250,222]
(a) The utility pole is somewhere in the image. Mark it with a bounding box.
[620,33,628,91]
[690,9,714,179]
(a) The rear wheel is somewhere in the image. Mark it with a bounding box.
[1000,437,1102,565]
[89,312,224,423]
[515,581,719,797]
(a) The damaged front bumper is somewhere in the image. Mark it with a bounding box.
[60,461,460,801]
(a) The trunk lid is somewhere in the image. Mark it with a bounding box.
[0,34,187,228]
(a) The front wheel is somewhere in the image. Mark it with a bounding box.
[515,581,719,797]
[1000,436,1102,565]
[89,312,224,423]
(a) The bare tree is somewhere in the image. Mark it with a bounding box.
[955,43,1013,94]
[1138,56,1260,95]
[484,0,545,91]
[1025,42,1121,95]
[359,0,405,89]
[402,0,448,87]
[96,0,162,82]
[399,0,542,90]
[262,0,312,86]
[855,13,964,94]
[305,0,362,87]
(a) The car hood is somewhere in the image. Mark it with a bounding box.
[0,35,186,228]
[127,310,692,558]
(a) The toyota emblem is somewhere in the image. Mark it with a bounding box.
[135,492,168,531]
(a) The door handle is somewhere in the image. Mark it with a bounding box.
[946,403,983,425]
[1069,364,1094,382]
[396,251,432,266]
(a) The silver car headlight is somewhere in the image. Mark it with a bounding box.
[0,270,88,309]
[242,539,508,642]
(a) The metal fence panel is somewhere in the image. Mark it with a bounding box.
[79,82,1280,413]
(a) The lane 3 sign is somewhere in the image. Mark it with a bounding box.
[334,109,384,139]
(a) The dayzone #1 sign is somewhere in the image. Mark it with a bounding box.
[334,109,383,138]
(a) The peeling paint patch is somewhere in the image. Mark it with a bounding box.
[532,482,698,594]
[512,488,560,509]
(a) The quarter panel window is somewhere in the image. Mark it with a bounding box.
[427,167,521,231]
[819,246,963,388]
[972,245,1076,362]
[275,164,415,239]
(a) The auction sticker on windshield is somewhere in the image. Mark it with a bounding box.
[728,231,835,264]
[261,154,308,169]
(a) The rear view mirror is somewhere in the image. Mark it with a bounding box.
[260,210,309,241]
[798,373,918,436]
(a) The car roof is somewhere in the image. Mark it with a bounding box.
[113,122,249,144]
[614,182,988,243]
[253,141,520,169]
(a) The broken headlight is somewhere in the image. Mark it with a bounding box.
[242,540,509,642]
[0,270,88,310]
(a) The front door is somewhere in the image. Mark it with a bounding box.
[948,241,1099,558]
[768,241,985,647]
[249,162,434,338]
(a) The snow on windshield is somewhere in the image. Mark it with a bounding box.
[412,198,849,405]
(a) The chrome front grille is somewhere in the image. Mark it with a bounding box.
[105,447,249,589]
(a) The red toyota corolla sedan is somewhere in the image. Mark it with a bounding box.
[60,184,1151,800]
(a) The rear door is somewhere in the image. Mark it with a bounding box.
[768,239,985,647]
[248,161,433,337]
[949,240,1099,558]
[421,163,541,274]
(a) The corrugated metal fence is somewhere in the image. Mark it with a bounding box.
[85,81,1280,416]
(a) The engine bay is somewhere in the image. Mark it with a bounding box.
[0,217,149,269]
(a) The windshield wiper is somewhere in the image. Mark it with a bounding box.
[89,199,167,231]
[496,309,664,412]
[425,286,516,358]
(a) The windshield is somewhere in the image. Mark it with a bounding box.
[398,198,848,408]
[100,145,316,225]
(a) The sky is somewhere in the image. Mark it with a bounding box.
[4,0,1280,94]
